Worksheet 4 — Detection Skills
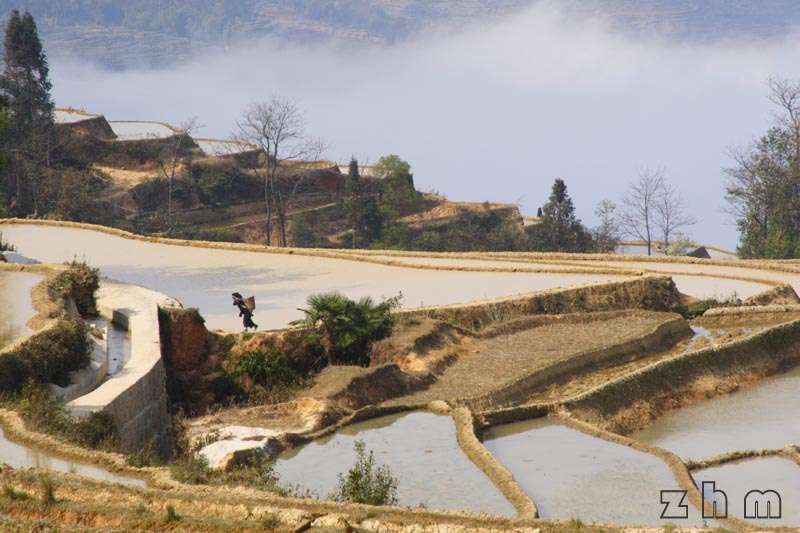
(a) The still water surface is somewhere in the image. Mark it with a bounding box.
[694,457,800,527]
[0,427,145,486]
[484,417,707,526]
[633,365,800,460]
[274,411,515,515]
[0,271,41,350]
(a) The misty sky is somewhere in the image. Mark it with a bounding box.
[48,2,800,250]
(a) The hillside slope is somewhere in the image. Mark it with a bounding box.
[7,0,800,68]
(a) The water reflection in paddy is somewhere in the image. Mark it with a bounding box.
[273,411,515,515]
[694,457,800,527]
[484,417,706,526]
[633,365,800,460]
[0,271,41,350]
[0,427,145,486]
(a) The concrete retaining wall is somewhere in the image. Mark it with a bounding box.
[68,280,177,455]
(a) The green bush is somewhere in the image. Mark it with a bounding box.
[48,260,100,316]
[169,447,284,492]
[170,454,214,485]
[14,318,92,388]
[234,348,296,389]
[0,317,92,394]
[73,410,119,450]
[11,382,118,451]
[291,292,401,366]
[330,440,398,505]
[126,439,160,468]
[0,232,15,253]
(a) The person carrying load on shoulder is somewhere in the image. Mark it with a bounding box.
[232,292,258,331]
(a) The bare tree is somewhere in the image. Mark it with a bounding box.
[654,182,696,248]
[767,75,800,159]
[155,116,202,233]
[592,199,619,253]
[619,167,665,255]
[620,167,696,255]
[234,97,326,246]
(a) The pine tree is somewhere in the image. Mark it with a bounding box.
[343,156,381,248]
[0,9,55,216]
[529,178,591,252]
[348,155,360,180]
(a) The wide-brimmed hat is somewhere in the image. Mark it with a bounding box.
[232,292,243,298]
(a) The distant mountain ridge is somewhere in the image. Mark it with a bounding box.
[1,0,799,68]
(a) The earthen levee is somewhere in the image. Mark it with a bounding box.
[564,317,800,432]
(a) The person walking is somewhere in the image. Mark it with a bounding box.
[232,292,258,331]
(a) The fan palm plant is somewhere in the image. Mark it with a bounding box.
[291,292,401,366]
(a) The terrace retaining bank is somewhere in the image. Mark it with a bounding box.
[564,317,800,435]
[398,275,682,330]
[460,314,691,411]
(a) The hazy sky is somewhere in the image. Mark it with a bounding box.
[49,2,800,250]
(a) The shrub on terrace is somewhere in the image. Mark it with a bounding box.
[291,292,401,366]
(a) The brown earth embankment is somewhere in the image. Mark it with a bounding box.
[564,317,800,434]
[451,407,538,519]
[398,276,682,330]
[58,114,117,139]
[460,314,691,411]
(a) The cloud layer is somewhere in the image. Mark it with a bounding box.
[49,2,800,249]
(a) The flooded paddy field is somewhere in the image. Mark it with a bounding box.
[0,427,144,487]
[632,364,800,460]
[2,223,783,332]
[361,254,772,301]
[273,411,515,515]
[0,271,42,350]
[1,224,624,331]
[694,457,800,527]
[483,417,707,526]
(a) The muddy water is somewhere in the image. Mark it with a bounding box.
[273,412,515,515]
[1,225,622,332]
[694,457,800,527]
[484,418,707,526]
[0,427,145,486]
[0,271,41,350]
[633,365,800,460]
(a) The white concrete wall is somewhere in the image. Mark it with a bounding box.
[68,280,179,454]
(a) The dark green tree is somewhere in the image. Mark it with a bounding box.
[0,9,55,216]
[342,156,382,248]
[374,154,421,219]
[726,77,800,258]
[347,155,360,180]
[529,178,591,252]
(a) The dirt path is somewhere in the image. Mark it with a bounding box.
[384,312,676,406]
